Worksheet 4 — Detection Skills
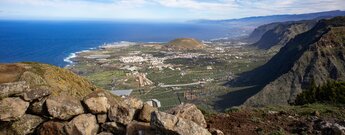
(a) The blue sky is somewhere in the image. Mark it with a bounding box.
[0,0,344,21]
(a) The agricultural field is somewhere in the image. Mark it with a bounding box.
[67,41,276,111]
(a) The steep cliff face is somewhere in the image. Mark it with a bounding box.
[253,20,317,50]
[238,17,345,106]
[246,22,281,43]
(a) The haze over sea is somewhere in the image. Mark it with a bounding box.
[0,20,236,67]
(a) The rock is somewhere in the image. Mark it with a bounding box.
[209,128,225,135]
[0,97,29,121]
[124,97,143,110]
[37,121,66,135]
[83,90,119,107]
[151,111,211,135]
[46,96,84,120]
[123,97,144,120]
[65,114,99,135]
[332,123,345,135]
[315,120,345,135]
[28,97,48,115]
[97,114,108,124]
[268,110,279,115]
[22,88,51,101]
[313,111,321,117]
[167,103,207,128]
[127,121,156,135]
[97,132,113,135]
[0,81,30,99]
[9,114,45,135]
[108,103,135,125]
[83,94,110,114]
[101,122,126,135]
[139,103,157,122]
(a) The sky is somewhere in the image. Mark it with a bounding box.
[0,0,345,21]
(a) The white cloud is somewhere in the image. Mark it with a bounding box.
[0,0,344,20]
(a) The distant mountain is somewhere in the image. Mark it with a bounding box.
[193,10,345,39]
[231,16,345,106]
[252,20,317,49]
[196,10,345,34]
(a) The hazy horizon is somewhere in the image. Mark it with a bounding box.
[1,0,345,22]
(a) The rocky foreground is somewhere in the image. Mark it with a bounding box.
[0,63,221,135]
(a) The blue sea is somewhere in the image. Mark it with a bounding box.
[0,20,238,67]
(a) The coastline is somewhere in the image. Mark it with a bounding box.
[62,37,235,68]
[63,41,138,68]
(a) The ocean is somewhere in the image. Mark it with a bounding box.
[0,20,238,67]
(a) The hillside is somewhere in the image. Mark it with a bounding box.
[207,103,345,135]
[0,62,99,99]
[252,20,317,49]
[245,22,281,43]
[166,38,205,50]
[230,16,345,106]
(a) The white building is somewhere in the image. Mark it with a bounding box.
[146,99,161,108]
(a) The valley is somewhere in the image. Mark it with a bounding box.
[67,39,276,111]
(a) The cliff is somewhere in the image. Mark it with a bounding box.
[253,20,317,50]
[232,16,345,106]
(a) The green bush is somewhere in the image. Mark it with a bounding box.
[295,81,345,105]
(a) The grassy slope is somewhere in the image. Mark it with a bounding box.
[0,62,102,99]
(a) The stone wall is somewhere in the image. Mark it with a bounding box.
[0,81,221,135]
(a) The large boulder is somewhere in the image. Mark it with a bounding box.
[139,103,157,122]
[0,81,30,99]
[9,114,45,135]
[151,111,211,135]
[22,88,51,102]
[123,97,144,110]
[46,96,84,120]
[83,92,110,114]
[108,103,136,125]
[37,121,67,135]
[0,97,29,121]
[167,103,207,128]
[65,114,99,135]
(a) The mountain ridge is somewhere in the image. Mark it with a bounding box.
[230,16,345,106]
[194,10,345,29]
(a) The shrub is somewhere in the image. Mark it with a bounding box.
[295,81,345,105]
